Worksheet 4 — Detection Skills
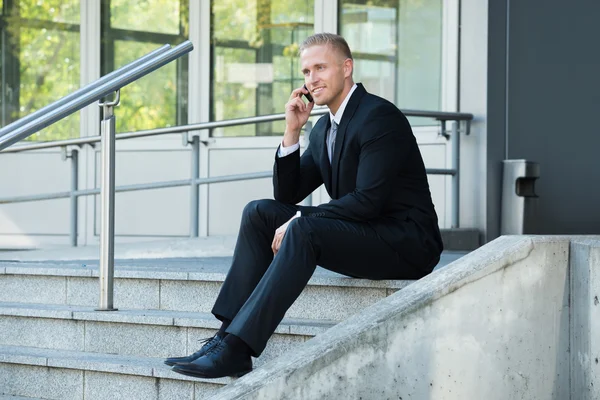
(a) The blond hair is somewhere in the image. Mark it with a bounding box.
[299,33,353,60]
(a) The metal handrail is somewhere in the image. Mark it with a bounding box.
[0,44,171,141]
[0,40,194,151]
[0,41,194,312]
[1,108,473,154]
[0,113,468,236]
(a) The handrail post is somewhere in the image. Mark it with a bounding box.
[96,91,120,311]
[69,148,79,246]
[190,134,200,237]
[451,121,460,228]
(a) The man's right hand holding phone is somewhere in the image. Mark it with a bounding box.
[283,85,314,147]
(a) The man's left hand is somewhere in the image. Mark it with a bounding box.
[271,212,300,255]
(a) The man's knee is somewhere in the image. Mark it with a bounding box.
[242,199,274,219]
[280,217,318,257]
[242,199,289,228]
[285,217,313,242]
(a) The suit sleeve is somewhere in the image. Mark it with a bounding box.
[273,137,323,204]
[298,107,411,222]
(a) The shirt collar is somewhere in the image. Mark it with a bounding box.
[329,83,358,126]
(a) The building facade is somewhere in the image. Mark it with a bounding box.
[0,0,598,249]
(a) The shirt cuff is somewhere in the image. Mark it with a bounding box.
[277,141,300,158]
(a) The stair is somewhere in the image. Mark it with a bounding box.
[0,253,464,399]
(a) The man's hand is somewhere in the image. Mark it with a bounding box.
[283,86,314,147]
[271,212,301,255]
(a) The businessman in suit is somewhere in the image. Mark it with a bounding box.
[166,33,443,379]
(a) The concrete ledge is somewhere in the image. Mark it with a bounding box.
[0,236,239,261]
[0,233,473,260]
[209,235,579,399]
[0,259,417,290]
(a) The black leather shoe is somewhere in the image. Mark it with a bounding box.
[164,334,222,366]
[171,340,252,378]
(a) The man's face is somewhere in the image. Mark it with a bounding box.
[300,44,351,111]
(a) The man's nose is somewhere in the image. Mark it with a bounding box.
[307,74,319,87]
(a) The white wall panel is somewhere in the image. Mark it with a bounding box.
[207,148,275,235]
[93,149,190,237]
[0,152,71,238]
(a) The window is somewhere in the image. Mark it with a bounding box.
[0,0,80,141]
[100,0,189,133]
[211,0,314,137]
[339,0,443,124]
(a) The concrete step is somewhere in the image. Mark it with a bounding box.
[0,396,45,400]
[0,302,333,368]
[0,257,418,321]
[0,345,227,399]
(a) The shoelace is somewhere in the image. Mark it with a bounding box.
[205,341,226,356]
[191,335,219,355]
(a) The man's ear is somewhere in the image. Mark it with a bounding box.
[343,58,353,78]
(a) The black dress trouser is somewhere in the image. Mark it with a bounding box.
[211,199,424,356]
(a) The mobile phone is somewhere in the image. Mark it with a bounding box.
[302,84,313,103]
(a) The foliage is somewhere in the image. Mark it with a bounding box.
[3,0,80,141]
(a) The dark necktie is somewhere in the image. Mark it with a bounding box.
[327,121,338,163]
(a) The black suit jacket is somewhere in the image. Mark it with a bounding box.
[273,83,443,271]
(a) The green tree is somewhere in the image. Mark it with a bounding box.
[3,0,80,141]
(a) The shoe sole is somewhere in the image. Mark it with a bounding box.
[164,359,199,367]
[171,367,252,379]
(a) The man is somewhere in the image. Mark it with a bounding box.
[165,33,443,379]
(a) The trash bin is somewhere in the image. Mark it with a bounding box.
[501,160,540,235]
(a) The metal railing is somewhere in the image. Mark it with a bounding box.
[1,109,472,224]
[0,41,194,311]
[0,110,472,234]
[0,44,472,310]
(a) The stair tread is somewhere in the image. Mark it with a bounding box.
[0,396,45,400]
[0,302,335,335]
[0,257,421,289]
[0,344,232,385]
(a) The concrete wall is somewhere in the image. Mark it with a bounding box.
[210,236,600,400]
[570,238,600,399]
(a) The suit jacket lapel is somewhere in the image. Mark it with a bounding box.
[331,84,366,198]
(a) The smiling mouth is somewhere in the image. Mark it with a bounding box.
[312,87,325,95]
